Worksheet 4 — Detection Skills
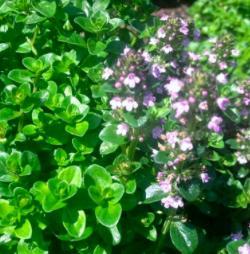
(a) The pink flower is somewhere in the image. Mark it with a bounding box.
[184,67,194,76]
[124,73,140,88]
[122,97,138,111]
[142,51,151,62]
[102,67,113,80]
[219,62,228,70]
[165,78,184,95]
[207,116,223,132]
[161,195,184,209]
[160,15,169,21]
[188,52,200,61]
[208,54,217,63]
[179,137,193,151]
[216,73,227,84]
[157,27,166,38]
[235,152,248,164]
[143,93,156,107]
[149,37,159,45]
[110,96,122,110]
[161,44,173,54]
[166,131,179,148]
[238,243,250,254]
[116,123,129,136]
[159,179,172,193]
[199,101,208,111]
[172,100,190,118]
[231,49,240,57]
[216,97,230,111]
[122,46,131,56]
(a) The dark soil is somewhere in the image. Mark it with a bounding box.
[152,0,195,18]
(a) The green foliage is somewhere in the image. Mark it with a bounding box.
[190,0,250,77]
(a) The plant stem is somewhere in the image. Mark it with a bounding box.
[153,215,172,254]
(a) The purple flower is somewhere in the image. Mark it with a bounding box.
[124,73,140,88]
[116,123,129,136]
[198,101,208,111]
[143,93,156,108]
[200,172,211,183]
[238,243,250,254]
[159,179,172,193]
[151,64,165,78]
[207,116,223,132]
[110,96,122,110]
[122,97,138,111]
[152,127,163,139]
[194,29,201,40]
[161,195,184,209]
[165,78,184,96]
[161,44,173,54]
[180,25,189,35]
[230,231,243,241]
[102,67,113,80]
[122,46,131,56]
[179,137,193,151]
[216,73,227,84]
[172,100,190,118]
[216,97,230,111]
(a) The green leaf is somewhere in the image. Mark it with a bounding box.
[58,166,82,188]
[33,1,56,18]
[109,183,124,204]
[144,184,166,204]
[22,125,37,136]
[208,133,224,149]
[99,125,126,145]
[62,208,86,238]
[153,151,169,164]
[22,57,44,73]
[0,108,21,121]
[226,240,245,254]
[85,164,112,188]
[74,17,98,33]
[170,222,199,254]
[178,180,201,202]
[88,185,103,204]
[15,219,32,239]
[0,42,9,52]
[58,32,86,47]
[92,0,110,12]
[65,121,89,137]
[87,38,107,57]
[100,142,118,155]
[95,203,122,227]
[8,69,33,83]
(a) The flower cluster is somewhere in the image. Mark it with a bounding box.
[102,16,249,212]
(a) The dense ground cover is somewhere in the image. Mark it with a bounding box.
[0,0,249,253]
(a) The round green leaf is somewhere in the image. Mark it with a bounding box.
[95,203,122,227]
[15,219,32,239]
[33,1,56,18]
[62,208,86,238]
[170,222,199,254]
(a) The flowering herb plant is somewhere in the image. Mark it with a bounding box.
[0,0,249,254]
